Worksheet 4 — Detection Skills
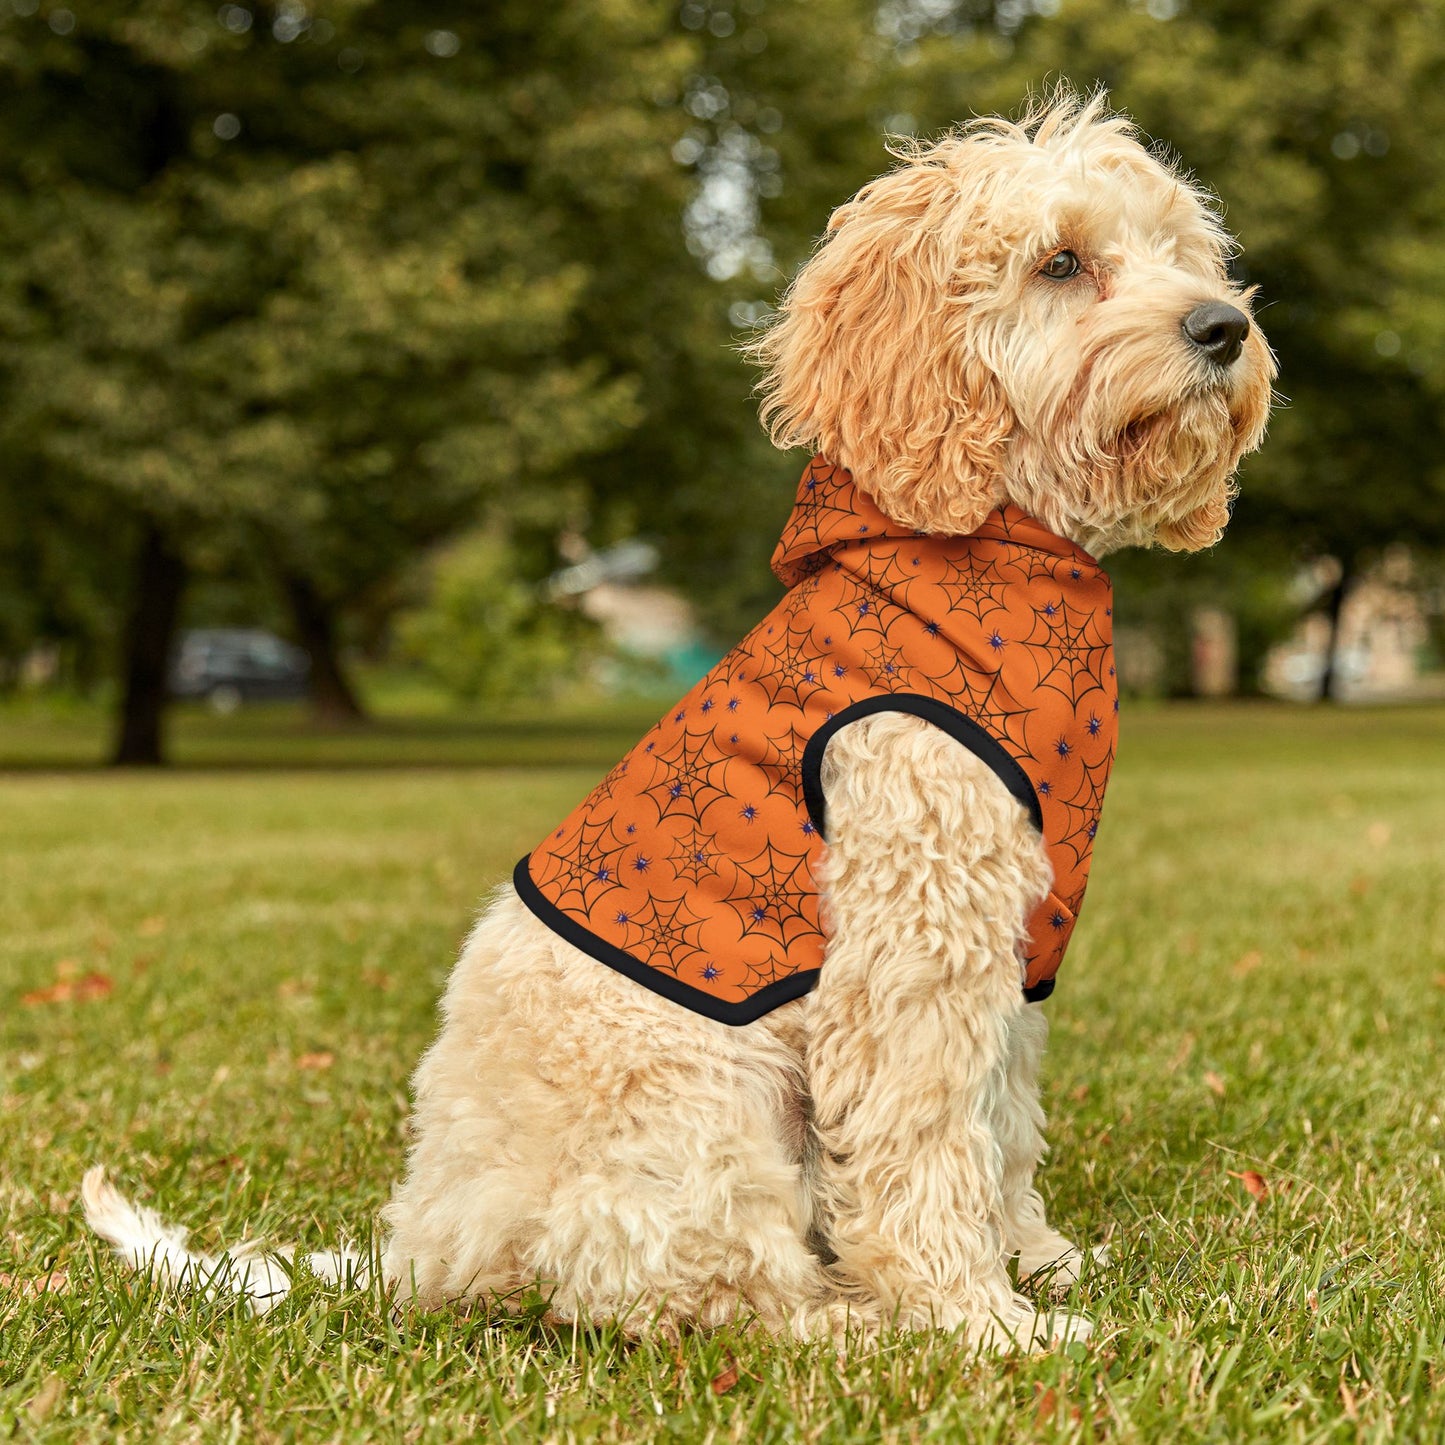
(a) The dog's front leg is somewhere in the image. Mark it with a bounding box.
[994,1005,1101,1288]
[806,712,1089,1349]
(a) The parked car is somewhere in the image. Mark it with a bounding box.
[170,629,310,712]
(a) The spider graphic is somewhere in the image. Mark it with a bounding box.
[724,838,822,954]
[619,893,711,978]
[532,816,632,917]
[644,727,735,826]
[1054,744,1114,869]
[1018,598,1112,709]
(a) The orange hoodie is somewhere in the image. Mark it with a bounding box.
[516,457,1117,1025]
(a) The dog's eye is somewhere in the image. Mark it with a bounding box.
[1040,250,1081,280]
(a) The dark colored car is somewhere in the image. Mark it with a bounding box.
[169,629,311,712]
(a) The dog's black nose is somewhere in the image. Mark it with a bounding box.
[1182,302,1250,367]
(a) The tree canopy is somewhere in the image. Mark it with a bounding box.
[1,0,1441,750]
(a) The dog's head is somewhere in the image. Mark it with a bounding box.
[750,90,1275,554]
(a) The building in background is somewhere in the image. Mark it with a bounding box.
[548,541,720,691]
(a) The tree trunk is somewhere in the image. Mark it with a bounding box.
[112,524,187,766]
[281,571,367,725]
[1316,557,1354,703]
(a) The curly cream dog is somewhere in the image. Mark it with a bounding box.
[85,92,1273,1350]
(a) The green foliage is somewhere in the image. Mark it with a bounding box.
[0,0,889,676]
[572,0,887,639]
[395,534,599,705]
[4,0,1445,707]
[0,1,679,614]
[2,703,1444,1438]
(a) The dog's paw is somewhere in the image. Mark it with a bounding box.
[1031,1308,1093,1348]
[1018,1240,1110,1292]
[972,1295,1093,1353]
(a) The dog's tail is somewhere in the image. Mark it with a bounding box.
[81,1165,368,1315]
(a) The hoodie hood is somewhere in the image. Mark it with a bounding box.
[771,456,1099,588]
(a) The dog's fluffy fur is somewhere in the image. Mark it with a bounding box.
[85,91,1273,1350]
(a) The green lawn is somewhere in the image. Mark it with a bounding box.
[2,702,1444,1442]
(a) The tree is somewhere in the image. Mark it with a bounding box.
[0,1,696,759]
[512,0,890,640]
[0,0,906,749]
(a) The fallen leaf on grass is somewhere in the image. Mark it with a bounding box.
[1228,1169,1269,1201]
[1232,950,1263,977]
[1433,974,1445,991]
[0,1268,70,1299]
[1070,1084,1090,1103]
[295,1052,334,1071]
[1034,1384,1085,1427]
[711,1357,740,1396]
[21,972,114,1006]
[1204,1070,1227,1098]
[1166,1033,1196,1073]
[138,915,167,937]
[361,969,394,992]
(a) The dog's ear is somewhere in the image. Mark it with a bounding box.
[748,155,1012,536]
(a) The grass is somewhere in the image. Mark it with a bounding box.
[2,700,1444,1442]
[0,682,668,771]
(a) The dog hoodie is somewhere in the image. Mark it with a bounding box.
[516,456,1118,1025]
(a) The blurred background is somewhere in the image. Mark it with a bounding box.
[2,0,1443,766]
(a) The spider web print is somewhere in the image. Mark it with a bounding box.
[777,567,825,627]
[725,837,822,958]
[589,754,633,808]
[714,630,767,696]
[534,815,632,916]
[617,892,711,978]
[859,634,912,691]
[645,726,735,826]
[925,652,1033,753]
[931,549,1018,626]
[852,540,934,606]
[778,459,880,573]
[755,720,809,806]
[1019,598,1112,709]
[834,577,902,643]
[523,462,1120,1015]
[749,623,829,712]
[1055,744,1114,869]
[1015,548,1073,587]
[668,825,724,886]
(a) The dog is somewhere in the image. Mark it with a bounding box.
[85,90,1273,1351]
